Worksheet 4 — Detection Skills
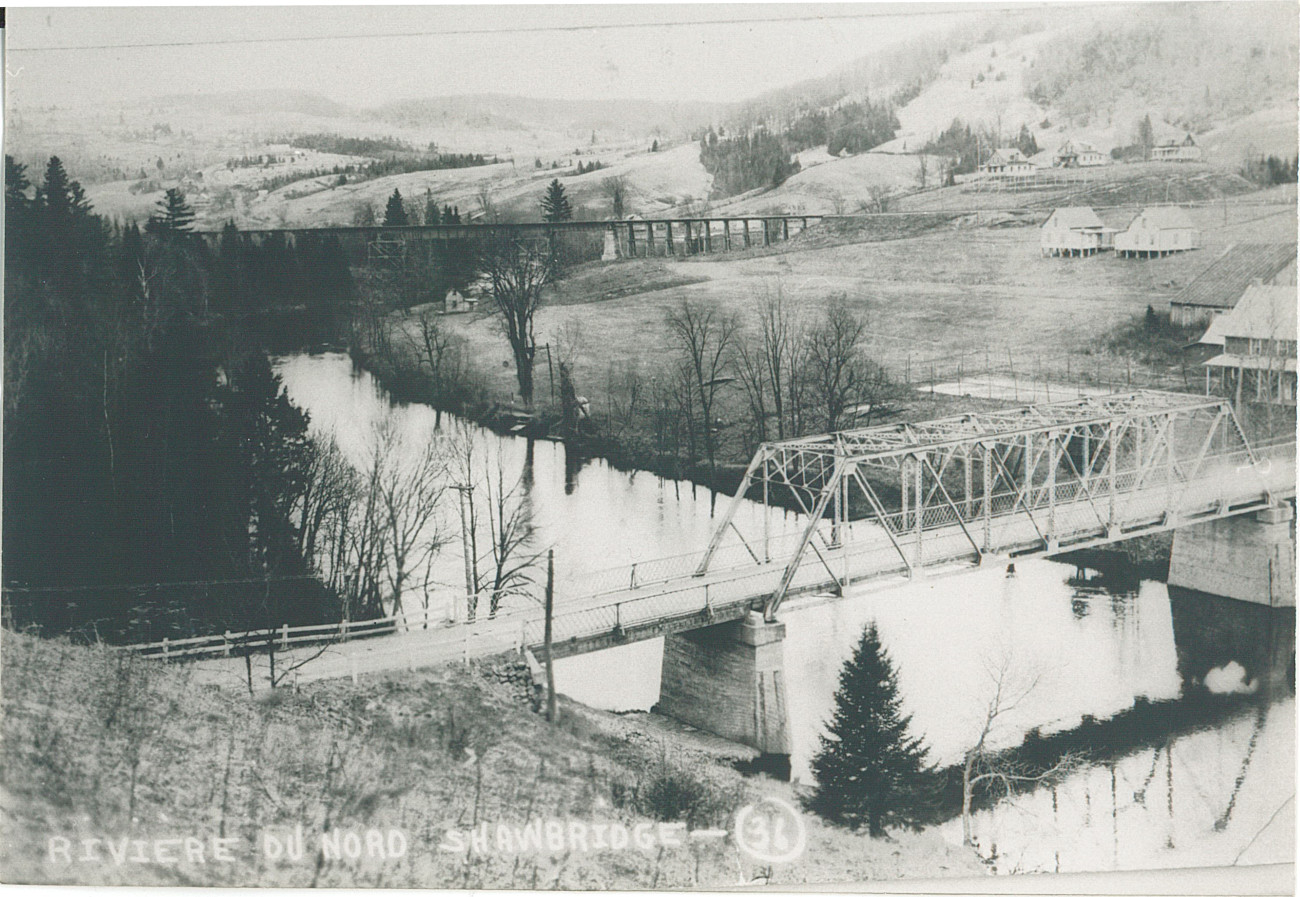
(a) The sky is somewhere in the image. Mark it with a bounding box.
[3,3,994,108]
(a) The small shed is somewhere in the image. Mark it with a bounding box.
[1151,134,1202,163]
[1115,206,1200,258]
[980,148,1034,175]
[444,288,476,314]
[1040,207,1117,257]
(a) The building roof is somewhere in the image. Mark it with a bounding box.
[1127,206,1196,232]
[1171,243,1297,310]
[1045,207,1103,230]
[1204,354,1297,373]
[986,148,1029,166]
[1207,284,1297,342]
[1055,139,1100,156]
[1156,133,1198,148]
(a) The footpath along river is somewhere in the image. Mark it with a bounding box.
[277,351,1294,876]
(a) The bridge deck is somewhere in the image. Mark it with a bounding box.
[178,441,1293,688]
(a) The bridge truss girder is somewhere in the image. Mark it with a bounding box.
[696,391,1274,620]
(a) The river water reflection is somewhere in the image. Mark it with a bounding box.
[277,351,1294,876]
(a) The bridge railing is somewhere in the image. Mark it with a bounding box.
[119,439,1293,664]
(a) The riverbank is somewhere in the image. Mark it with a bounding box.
[0,630,985,888]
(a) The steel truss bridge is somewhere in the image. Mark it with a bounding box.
[133,391,1294,683]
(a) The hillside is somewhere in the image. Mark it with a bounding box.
[0,632,984,887]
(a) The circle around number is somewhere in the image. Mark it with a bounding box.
[734,796,807,864]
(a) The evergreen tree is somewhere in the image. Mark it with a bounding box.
[383,188,409,227]
[145,187,196,234]
[424,189,440,226]
[540,179,573,223]
[1137,114,1155,160]
[1015,124,1039,158]
[809,623,935,837]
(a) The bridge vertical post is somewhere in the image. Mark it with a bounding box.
[724,220,732,252]
[627,222,636,258]
[964,449,973,518]
[665,221,674,256]
[1107,421,1117,529]
[783,219,790,241]
[900,457,910,533]
[913,455,924,567]
[762,463,771,562]
[705,221,713,253]
[1047,433,1058,542]
[763,220,771,246]
[743,220,751,248]
[982,445,992,551]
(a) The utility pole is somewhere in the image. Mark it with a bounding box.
[454,484,476,620]
[544,549,557,723]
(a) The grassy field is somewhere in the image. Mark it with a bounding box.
[0,631,984,888]
[399,186,1294,415]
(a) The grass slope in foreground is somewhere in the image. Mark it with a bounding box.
[0,631,983,888]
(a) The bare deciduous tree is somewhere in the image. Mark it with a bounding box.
[405,308,465,427]
[369,419,449,623]
[665,299,739,479]
[601,175,629,219]
[807,294,875,432]
[961,654,1083,847]
[480,236,552,407]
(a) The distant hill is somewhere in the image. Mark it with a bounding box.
[147,89,352,119]
[366,95,723,140]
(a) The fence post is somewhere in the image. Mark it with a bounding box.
[630,564,638,590]
[350,649,358,685]
[341,618,349,642]
[162,637,169,659]
[223,631,231,658]
[281,622,289,650]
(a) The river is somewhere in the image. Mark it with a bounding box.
[275,351,1294,877]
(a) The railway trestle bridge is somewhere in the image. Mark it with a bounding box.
[134,391,1295,761]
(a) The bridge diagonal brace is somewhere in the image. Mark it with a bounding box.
[850,467,914,576]
[919,455,984,562]
[766,463,844,620]
[1054,438,1111,531]
[989,446,1049,548]
[695,449,765,576]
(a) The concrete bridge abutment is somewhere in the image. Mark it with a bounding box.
[1168,504,1296,607]
[656,611,791,775]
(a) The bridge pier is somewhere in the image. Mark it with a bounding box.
[656,611,791,775]
[1168,504,1296,607]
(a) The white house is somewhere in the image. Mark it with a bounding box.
[1040,207,1117,257]
[1151,134,1202,163]
[980,147,1034,175]
[1053,140,1108,168]
[1115,206,1200,258]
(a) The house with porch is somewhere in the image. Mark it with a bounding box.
[1199,284,1297,406]
[1151,134,1202,163]
[980,148,1034,175]
[1053,140,1107,168]
[1115,206,1200,258]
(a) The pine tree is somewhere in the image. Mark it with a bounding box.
[383,188,409,227]
[809,622,935,837]
[146,187,196,234]
[424,189,441,226]
[540,179,572,223]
